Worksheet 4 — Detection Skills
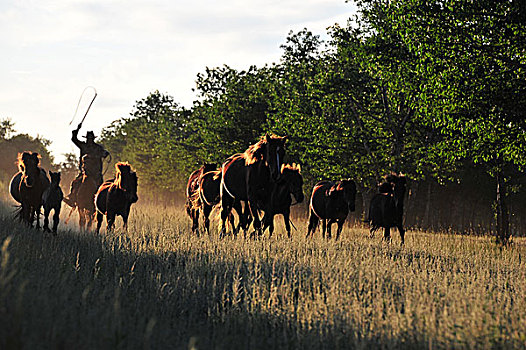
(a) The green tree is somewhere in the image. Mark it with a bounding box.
[352,0,526,242]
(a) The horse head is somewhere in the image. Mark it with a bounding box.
[116,162,139,203]
[378,181,394,195]
[281,163,304,204]
[48,170,61,186]
[19,152,40,187]
[264,134,287,181]
[340,179,357,212]
[385,173,407,208]
[203,163,217,174]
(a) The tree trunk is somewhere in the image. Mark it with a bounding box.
[423,181,432,230]
[495,170,510,243]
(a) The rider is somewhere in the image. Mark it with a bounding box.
[63,124,110,207]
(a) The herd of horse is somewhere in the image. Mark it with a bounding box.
[8,151,138,234]
[186,134,407,243]
[7,134,406,243]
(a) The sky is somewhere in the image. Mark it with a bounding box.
[1,0,356,163]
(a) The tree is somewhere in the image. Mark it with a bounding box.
[352,0,526,242]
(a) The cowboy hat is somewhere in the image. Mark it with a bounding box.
[82,131,95,139]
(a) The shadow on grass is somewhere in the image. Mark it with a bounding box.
[0,204,515,350]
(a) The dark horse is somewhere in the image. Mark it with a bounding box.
[42,171,63,234]
[367,173,407,244]
[220,134,287,237]
[95,162,138,234]
[260,163,304,238]
[9,152,50,228]
[306,179,357,240]
[185,163,217,234]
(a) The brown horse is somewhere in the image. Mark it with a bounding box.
[260,163,304,238]
[185,163,217,234]
[95,162,138,233]
[75,154,103,230]
[367,173,407,244]
[9,152,50,228]
[306,179,357,240]
[220,134,287,237]
[198,170,221,235]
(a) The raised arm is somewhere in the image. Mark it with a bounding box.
[71,125,83,149]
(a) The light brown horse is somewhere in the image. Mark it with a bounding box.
[95,162,138,233]
[185,163,217,234]
[220,134,287,237]
[9,152,50,228]
[306,179,357,240]
[75,154,103,230]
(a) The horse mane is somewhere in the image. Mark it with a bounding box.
[242,134,286,166]
[17,151,40,172]
[281,163,301,174]
[328,182,344,195]
[328,179,354,196]
[212,170,222,180]
[242,136,267,166]
[115,162,134,188]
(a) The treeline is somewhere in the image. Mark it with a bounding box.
[99,0,525,240]
[0,119,55,189]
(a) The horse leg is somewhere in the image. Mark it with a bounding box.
[34,205,42,230]
[262,213,274,238]
[220,193,234,238]
[232,200,245,237]
[192,208,199,235]
[52,207,60,234]
[203,204,212,235]
[398,225,405,245]
[322,220,328,239]
[307,211,319,238]
[86,212,94,231]
[283,212,291,239]
[28,205,36,228]
[336,219,345,240]
[43,207,51,232]
[107,211,116,232]
[122,207,131,232]
[95,212,104,234]
[383,226,391,242]
[79,209,85,231]
[328,220,335,239]
[247,198,262,237]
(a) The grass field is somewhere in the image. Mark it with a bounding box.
[0,201,525,349]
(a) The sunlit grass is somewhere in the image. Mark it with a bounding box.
[0,201,525,349]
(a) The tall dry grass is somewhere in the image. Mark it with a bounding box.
[0,202,525,349]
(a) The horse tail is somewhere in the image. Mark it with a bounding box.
[13,205,23,222]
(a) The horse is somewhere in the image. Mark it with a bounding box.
[197,169,240,235]
[306,179,357,240]
[9,152,50,228]
[42,171,63,234]
[260,163,304,238]
[220,134,287,237]
[367,173,407,244]
[95,162,138,234]
[185,163,217,234]
[74,154,103,231]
